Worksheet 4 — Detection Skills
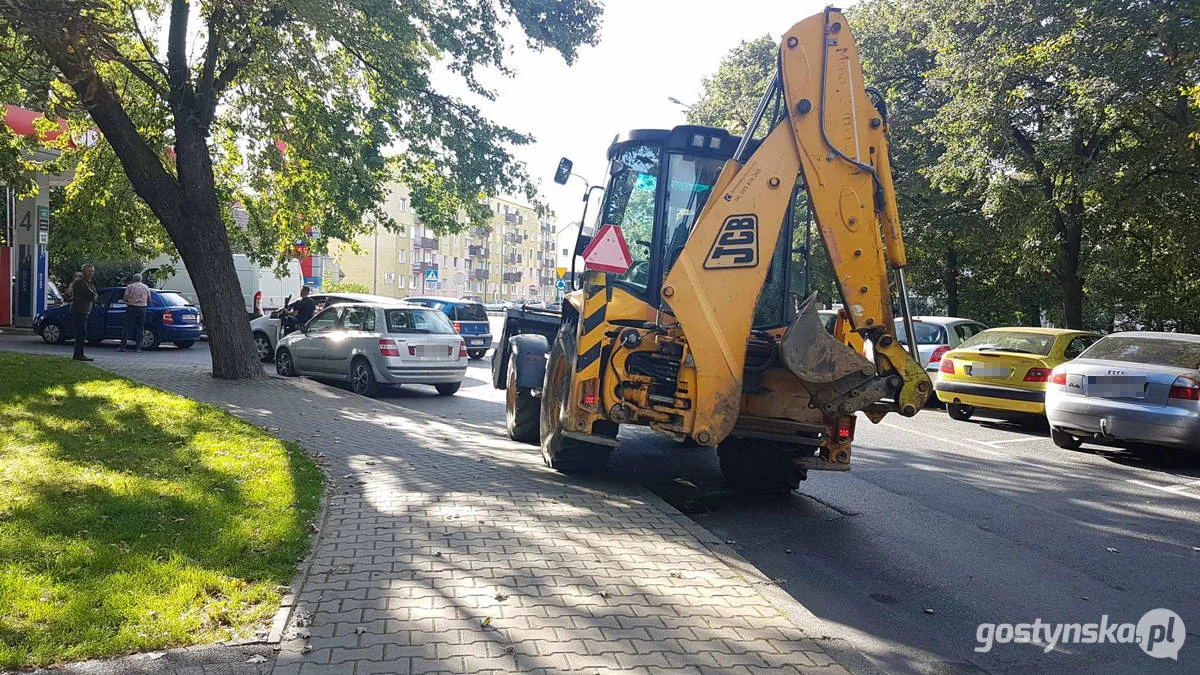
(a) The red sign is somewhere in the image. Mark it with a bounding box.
[581,224,633,274]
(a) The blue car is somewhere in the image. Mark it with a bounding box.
[33,287,203,350]
[404,297,493,359]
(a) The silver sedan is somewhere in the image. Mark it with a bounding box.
[274,302,467,397]
[1045,331,1200,451]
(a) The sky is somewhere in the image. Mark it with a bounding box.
[458,0,843,241]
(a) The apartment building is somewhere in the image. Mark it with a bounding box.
[329,184,560,301]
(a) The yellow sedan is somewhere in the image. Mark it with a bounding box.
[934,327,1100,421]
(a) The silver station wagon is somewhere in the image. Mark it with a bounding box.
[274,301,468,397]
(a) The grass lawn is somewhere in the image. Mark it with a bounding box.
[0,353,323,668]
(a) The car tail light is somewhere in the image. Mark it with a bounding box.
[378,339,400,357]
[835,416,855,442]
[1050,371,1067,386]
[928,345,951,364]
[1168,375,1200,401]
[580,378,598,410]
[452,321,462,333]
[458,341,467,358]
[939,358,955,374]
[161,311,175,325]
[1024,367,1052,383]
[253,291,263,316]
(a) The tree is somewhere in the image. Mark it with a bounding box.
[0,0,602,378]
[687,36,777,136]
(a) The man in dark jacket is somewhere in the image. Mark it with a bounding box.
[69,264,98,361]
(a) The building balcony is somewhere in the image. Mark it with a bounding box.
[504,232,524,244]
[539,275,555,286]
[502,272,522,283]
[472,269,489,280]
[470,226,491,238]
[504,253,522,264]
[468,245,490,257]
[414,236,439,249]
[504,212,524,224]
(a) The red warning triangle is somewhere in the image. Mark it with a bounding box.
[581,224,633,274]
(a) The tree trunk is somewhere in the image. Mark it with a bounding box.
[1058,205,1086,329]
[944,245,959,316]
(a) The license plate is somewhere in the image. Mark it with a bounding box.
[469,339,484,346]
[1085,376,1145,398]
[967,365,1008,378]
[180,314,198,323]
[413,345,453,358]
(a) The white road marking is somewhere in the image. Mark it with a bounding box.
[974,436,1045,448]
[879,422,1015,460]
[1127,479,1200,501]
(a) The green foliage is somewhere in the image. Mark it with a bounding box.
[687,36,777,136]
[0,353,322,666]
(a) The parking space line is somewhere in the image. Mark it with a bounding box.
[1127,479,1200,501]
[974,436,1045,448]
[880,421,1015,460]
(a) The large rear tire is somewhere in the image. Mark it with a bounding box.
[718,437,803,495]
[506,352,540,444]
[540,319,611,472]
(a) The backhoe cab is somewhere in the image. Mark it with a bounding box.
[494,8,931,493]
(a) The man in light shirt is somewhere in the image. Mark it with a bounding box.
[119,273,151,352]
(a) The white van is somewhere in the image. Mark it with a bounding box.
[143,254,304,318]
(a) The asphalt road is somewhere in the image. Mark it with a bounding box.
[7,329,1196,674]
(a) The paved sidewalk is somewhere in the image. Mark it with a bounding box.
[3,341,851,675]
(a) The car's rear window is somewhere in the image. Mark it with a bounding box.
[385,308,455,334]
[894,320,946,345]
[154,292,190,307]
[959,330,1056,356]
[1081,335,1200,369]
[454,303,488,321]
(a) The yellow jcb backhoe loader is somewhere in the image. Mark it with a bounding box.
[491,8,931,493]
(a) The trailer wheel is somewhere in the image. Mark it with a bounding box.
[540,319,611,472]
[717,437,803,495]
[506,352,540,444]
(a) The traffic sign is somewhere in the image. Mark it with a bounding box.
[555,267,568,279]
[581,224,632,274]
[424,268,439,283]
[555,278,568,291]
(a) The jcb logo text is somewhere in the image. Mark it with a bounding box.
[704,214,759,269]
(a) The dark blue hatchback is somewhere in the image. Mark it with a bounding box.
[33,287,204,350]
[404,297,493,360]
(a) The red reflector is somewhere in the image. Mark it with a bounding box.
[1024,368,1052,383]
[836,416,854,442]
[580,378,598,409]
[1169,376,1200,401]
[378,339,400,357]
[161,311,174,325]
[458,341,467,358]
[928,345,950,363]
[1050,371,1067,386]
[939,358,955,374]
[453,321,462,333]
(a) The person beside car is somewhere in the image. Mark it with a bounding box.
[118,273,151,352]
[283,286,317,335]
[68,264,98,361]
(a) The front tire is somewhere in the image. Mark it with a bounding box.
[350,357,380,397]
[42,322,64,344]
[253,331,273,361]
[1051,427,1083,450]
[435,382,461,396]
[947,402,974,421]
[468,349,487,360]
[275,348,297,377]
[717,437,803,495]
[540,319,611,472]
[506,353,539,443]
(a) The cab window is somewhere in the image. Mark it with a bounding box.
[306,307,342,333]
[602,143,660,294]
[341,307,377,332]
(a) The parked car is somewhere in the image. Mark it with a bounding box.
[1045,331,1200,452]
[897,316,989,372]
[33,287,203,350]
[274,301,467,397]
[249,291,397,362]
[483,301,511,312]
[934,327,1100,421]
[143,254,303,318]
[403,296,493,360]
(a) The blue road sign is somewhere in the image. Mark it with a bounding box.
[425,268,439,283]
[555,278,568,291]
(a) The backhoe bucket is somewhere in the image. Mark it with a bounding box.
[780,294,875,384]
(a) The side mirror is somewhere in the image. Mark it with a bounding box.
[554,158,573,185]
[574,234,593,257]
